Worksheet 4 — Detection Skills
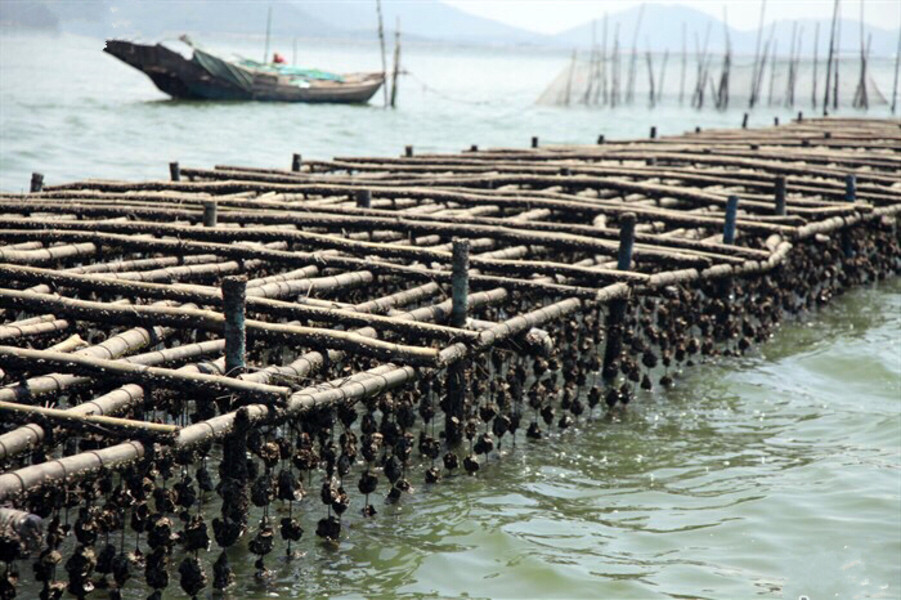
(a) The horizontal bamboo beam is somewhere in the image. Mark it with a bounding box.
[0,346,290,402]
[0,288,442,366]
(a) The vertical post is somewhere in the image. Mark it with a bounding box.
[29,172,43,193]
[695,126,701,133]
[774,175,787,216]
[405,145,413,158]
[649,125,657,139]
[531,136,539,148]
[844,173,856,202]
[355,189,371,209]
[773,116,779,126]
[741,113,749,129]
[451,238,470,328]
[291,153,302,172]
[470,144,478,152]
[202,200,218,227]
[797,110,803,121]
[222,276,247,377]
[169,162,180,182]
[723,195,739,245]
[376,0,388,108]
[446,238,470,446]
[602,213,636,385]
[616,213,636,271]
[597,134,605,144]
[390,17,401,108]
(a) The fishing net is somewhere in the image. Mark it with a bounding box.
[537,54,890,108]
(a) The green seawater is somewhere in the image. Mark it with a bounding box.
[1,30,899,600]
[211,278,898,600]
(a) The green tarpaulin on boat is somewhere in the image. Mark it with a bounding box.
[193,48,254,92]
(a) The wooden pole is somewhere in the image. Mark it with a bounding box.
[291,152,302,172]
[723,195,739,244]
[564,49,577,106]
[774,175,787,216]
[169,161,180,182]
[833,1,842,110]
[29,172,43,193]
[202,200,217,227]
[376,0,388,108]
[445,237,470,446]
[812,22,820,109]
[893,16,901,115]
[222,275,247,376]
[824,0,839,114]
[657,49,669,104]
[844,174,856,202]
[646,50,655,107]
[451,238,470,329]
[355,189,372,209]
[750,0,767,107]
[390,17,401,108]
[679,22,687,105]
[602,213,636,385]
[625,4,645,104]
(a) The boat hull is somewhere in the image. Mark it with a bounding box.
[104,40,384,104]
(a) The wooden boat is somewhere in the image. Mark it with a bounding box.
[104,39,384,104]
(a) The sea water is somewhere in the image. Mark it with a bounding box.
[0,30,899,600]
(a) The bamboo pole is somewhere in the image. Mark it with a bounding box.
[893,18,901,115]
[390,17,401,109]
[812,22,820,109]
[824,0,839,113]
[0,288,443,366]
[376,0,388,108]
[750,0,767,107]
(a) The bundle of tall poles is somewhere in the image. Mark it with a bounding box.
[558,0,900,113]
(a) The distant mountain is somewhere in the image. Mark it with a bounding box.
[294,0,542,44]
[551,3,900,58]
[1,0,343,39]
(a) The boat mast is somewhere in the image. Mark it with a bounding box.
[263,5,272,64]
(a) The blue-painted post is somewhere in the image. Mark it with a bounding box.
[202,201,218,227]
[355,189,372,209]
[774,176,787,216]
[844,174,857,202]
[446,238,471,445]
[723,195,739,245]
[222,276,247,377]
[616,213,637,270]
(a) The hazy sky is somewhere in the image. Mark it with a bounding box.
[443,0,901,34]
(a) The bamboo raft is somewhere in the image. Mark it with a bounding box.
[0,117,898,599]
